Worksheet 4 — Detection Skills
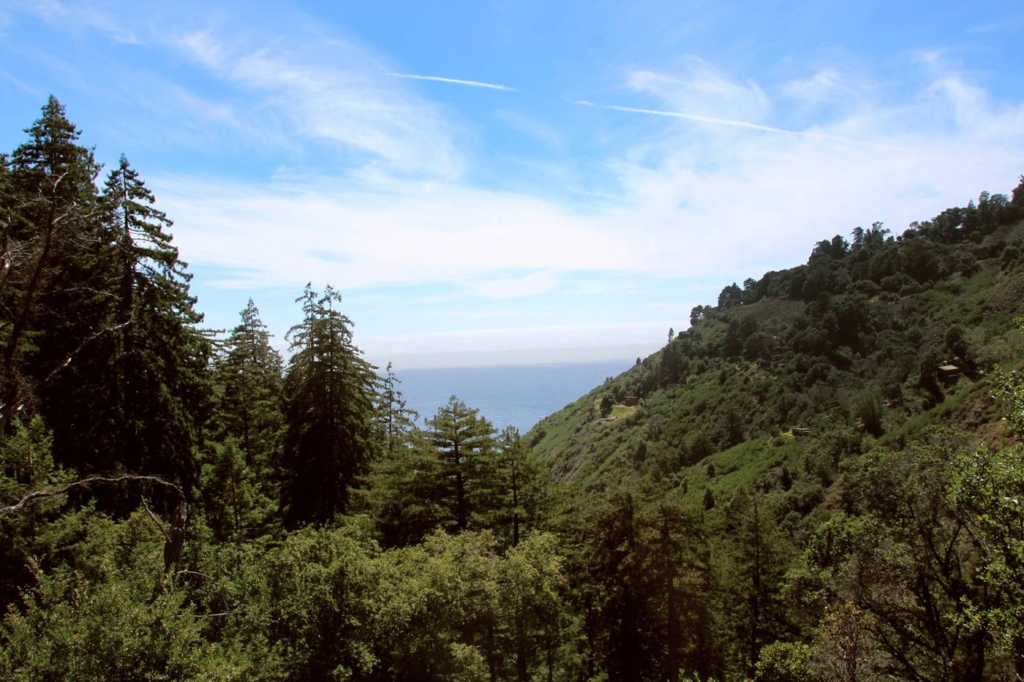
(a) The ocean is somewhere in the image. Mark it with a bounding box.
[393,360,633,434]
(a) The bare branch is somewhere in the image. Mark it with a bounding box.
[177,611,233,619]
[141,497,171,543]
[1,474,183,515]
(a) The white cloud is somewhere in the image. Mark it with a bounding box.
[169,28,463,177]
[575,100,904,150]
[156,55,1024,308]
[10,0,140,43]
[626,58,771,122]
[388,73,517,91]
[10,2,1024,360]
[152,174,636,292]
[781,68,841,104]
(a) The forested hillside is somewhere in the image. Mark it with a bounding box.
[3,98,1024,681]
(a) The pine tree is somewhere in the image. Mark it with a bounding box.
[364,427,446,547]
[426,396,498,532]
[210,299,284,486]
[281,284,378,527]
[200,438,275,542]
[0,96,105,433]
[375,361,418,455]
[496,426,547,547]
[42,154,209,494]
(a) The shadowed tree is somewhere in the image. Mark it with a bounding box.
[0,96,105,435]
[210,299,284,489]
[42,154,209,495]
[281,284,378,527]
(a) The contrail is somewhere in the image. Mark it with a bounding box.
[574,100,909,151]
[389,73,516,91]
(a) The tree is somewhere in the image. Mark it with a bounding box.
[425,396,498,532]
[496,426,547,547]
[200,438,274,542]
[43,154,209,494]
[497,532,569,681]
[364,426,446,547]
[210,299,284,488]
[281,284,378,527]
[718,283,742,309]
[818,436,997,680]
[723,487,794,677]
[0,97,104,434]
[690,305,706,326]
[375,361,419,455]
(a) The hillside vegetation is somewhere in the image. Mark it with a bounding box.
[531,202,1024,488]
[5,97,1024,681]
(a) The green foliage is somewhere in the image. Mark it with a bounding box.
[1,101,209,500]
[281,284,378,527]
[755,641,814,681]
[200,438,275,542]
[374,361,419,455]
[210,299,285,498]
[0,417,72,612]
[424,396,500,532]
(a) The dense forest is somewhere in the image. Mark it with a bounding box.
[3,97,1024,681]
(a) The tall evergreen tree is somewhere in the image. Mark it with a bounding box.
[281,284,378,527]
[0,96,105,434]
[210,299,284,485]
[43,154,209,493]
[496,426,547,547]
[375,361,418,455]
[426,396,498,532]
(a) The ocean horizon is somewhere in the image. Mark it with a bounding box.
[393,359,634,434]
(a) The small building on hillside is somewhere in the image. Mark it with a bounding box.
[792,427,812,438]
[938,364,961,384]
[623,395,640,407]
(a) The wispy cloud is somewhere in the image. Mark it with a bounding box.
[11,0,140,43]
[574,100,909,151]
[144,53,1024,308]
[627,60,770,122]
[0,68,41,96]
[388,72,516,91]
[7,2,1024,360]
[168,30,463,176]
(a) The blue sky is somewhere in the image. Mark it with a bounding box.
[2,0,1024,368]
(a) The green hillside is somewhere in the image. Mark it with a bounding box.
[530,199,1024,492]
[511,183,1024,678]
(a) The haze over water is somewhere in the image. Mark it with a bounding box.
[395,360,633,433]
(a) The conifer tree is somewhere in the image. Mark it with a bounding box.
[0,96,105,433]
[364,426,446,547]
[426,396,498,532]
[200,438,274,542]
[281,284,378,527]
[496,426,547,547]
[43,154,209,493]
[375,361,418,455]
[210,299,284,486]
